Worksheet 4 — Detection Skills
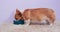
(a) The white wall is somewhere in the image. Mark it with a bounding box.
[0,0,60,25]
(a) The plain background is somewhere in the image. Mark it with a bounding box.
[0,0,60,25]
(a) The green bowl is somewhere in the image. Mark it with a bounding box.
[13,20,25,25]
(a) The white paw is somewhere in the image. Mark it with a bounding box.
[50,23,53,26]
[25,19,30,26]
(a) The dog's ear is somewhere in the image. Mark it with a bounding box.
[16,9,20,13]
[15,8,22,14]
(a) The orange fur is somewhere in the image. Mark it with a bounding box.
[22,8,55,24]
[15,9,23,20]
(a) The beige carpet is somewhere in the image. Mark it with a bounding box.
[0,21,60,32]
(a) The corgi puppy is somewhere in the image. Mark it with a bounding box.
[22,8,55,25]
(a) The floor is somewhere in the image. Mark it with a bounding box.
[0,20,60,32]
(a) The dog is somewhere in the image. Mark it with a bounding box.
[22,8,55,26]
